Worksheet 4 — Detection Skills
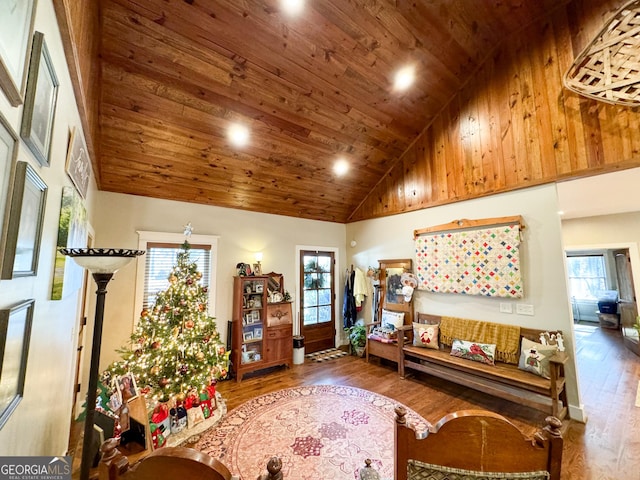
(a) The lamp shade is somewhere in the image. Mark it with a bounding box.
[59,248,145,273]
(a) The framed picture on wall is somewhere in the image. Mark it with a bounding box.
[1,162,48,279]
[0,114,19,269]
[0,0,37,106]
[20,32,59,167]
[65,127,91,198]
[0,299,35,429]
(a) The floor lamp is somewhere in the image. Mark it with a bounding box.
[61,248,144,480]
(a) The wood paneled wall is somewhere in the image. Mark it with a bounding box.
[53,0,101,179]
[349,0,640,222]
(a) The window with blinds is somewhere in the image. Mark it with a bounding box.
[143,242,211,309]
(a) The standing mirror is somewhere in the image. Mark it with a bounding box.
[378,259,413,324]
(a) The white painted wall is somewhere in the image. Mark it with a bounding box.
[345,184,584,419]
[0,0,98,457]
[90,191,346,370]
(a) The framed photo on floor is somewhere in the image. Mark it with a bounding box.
[1,162,48,279]
[0,0,37,106]
[20,32,59,167]
[0,299,35,429]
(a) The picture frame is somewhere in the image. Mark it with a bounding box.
[0,114,19,267]
[114,372,138,403]
[254,327,263,340]
[20,32,59,167]
[0,0,37,106]
[251,310,260,323]
[50,186,87,300]
[65,127,91,198]
[253,263,262,275]
[0,299,35,429]
[255,283,264,293]
[1,162,48,279]
[243,331,253,342]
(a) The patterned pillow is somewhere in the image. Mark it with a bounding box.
[518,337,558,379]
[381,309,405,331]
[408,459,550,480]
[412,323,439,349]
[450,339,496,366]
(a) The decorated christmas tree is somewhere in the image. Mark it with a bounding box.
[104,241,229,405]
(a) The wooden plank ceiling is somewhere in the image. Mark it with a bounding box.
[98,0,567,223]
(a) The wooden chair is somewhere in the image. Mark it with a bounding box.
[98,438,283,480]
[394,407,563,480]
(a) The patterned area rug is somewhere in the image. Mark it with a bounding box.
[193,385,428,480]
[305,348,349,362]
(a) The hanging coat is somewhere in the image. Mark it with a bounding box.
[343,269,357,328]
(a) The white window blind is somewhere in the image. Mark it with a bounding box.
[143,242,211,309]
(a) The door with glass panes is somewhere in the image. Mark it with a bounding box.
[300,250,335,353]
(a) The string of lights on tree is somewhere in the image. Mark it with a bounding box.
[103,240,229,404]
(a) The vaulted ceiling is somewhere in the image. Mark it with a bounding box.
[60,0,602,223]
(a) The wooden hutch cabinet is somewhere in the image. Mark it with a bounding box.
[231,275,293,382]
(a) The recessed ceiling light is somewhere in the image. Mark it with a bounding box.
[393,65,415,91]
[281,0,305,16]
[333,158,349,176]
[228,123,250,147]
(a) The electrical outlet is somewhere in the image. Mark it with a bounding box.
[499,303,513,313]
[516,304,535,316]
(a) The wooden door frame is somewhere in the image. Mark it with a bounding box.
[295,245,340,346]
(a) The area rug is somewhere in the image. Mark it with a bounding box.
[305,348,349,362]
[193,385,428,480]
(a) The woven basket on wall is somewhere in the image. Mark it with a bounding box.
[564,0,640,106]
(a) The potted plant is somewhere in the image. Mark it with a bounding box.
[346,323,367,357]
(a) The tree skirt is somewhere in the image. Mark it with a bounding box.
[192,385,428,480]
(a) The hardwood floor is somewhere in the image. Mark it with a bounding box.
[71,325,637,479]
[215,325,639,480]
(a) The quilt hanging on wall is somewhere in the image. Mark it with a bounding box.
[414,218,523,298]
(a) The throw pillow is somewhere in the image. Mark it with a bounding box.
[518,337,558,379]
[412,323,439,349]
[381,309,405,331]
[450,339,496,365]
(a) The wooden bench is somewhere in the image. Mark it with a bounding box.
[392,406,563,480]
[397,313,569,420]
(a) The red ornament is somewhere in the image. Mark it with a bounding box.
[203,336,210,343]
[141,309,149,317]
[134,349,143,357]
[203,286,208,293]
[185,320,195,329]
[151,341,161,349]
[217,346,226,356]
[179,364,188,375]
[159,378,169,388]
